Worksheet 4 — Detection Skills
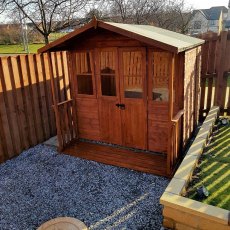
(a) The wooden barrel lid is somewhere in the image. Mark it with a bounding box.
[37,217,88,230]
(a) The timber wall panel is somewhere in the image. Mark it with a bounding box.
[184,47,201,144]
[0,51,69,163]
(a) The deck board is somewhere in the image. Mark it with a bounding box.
[63,141,168,176]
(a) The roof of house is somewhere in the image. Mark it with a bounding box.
[198,6,228,20]
[38,19,204,54]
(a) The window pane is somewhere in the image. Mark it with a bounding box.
[101,75,116,96]
[123,51,143,98]
[100,51,116,96]
[75,51,94,95]
[194,21,201,29]
[152,52,170,102]
[77,75,93,95]
[76,52,92,74]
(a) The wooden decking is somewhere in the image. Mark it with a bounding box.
[63,141,168,177]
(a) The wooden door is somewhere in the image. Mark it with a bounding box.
[119,48,147,149]
[96,48,122,144]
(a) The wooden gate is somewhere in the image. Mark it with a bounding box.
[48,51,78,151]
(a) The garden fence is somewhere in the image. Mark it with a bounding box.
[198,31,230,119]
[0,51,71,162]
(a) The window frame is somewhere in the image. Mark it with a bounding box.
[74,50,97,99]
[209,20,215,26]
[96,47,120,99]
[148,49,171,105]
[122,50,144,99]
[194,20,202,30]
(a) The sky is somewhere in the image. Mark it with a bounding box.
[185,0,229,9]
[0,0,229,23]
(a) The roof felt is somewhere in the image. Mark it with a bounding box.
[103,22,204,53]
[39,19,204,53]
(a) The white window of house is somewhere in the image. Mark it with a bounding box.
[194,21,201,29]
[210,20,215,26]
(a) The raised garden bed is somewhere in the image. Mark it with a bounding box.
[186,117,230,210]
[160,106,230,230]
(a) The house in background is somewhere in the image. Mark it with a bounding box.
[224,1,230,30]
[188,6,228,35]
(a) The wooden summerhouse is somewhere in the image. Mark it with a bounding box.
[39,18,204,177]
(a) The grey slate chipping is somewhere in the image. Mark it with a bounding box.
[0,144,169,230]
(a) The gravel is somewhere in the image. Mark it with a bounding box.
[0,144,169,230]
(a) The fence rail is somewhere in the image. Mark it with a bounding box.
[0,51,70,162]
[198,31,230,119]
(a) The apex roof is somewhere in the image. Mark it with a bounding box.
[197,6,228,20]
[38,19,204,54]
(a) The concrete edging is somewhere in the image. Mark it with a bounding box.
[160,106,230,230]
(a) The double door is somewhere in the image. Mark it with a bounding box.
[97,48,147,150]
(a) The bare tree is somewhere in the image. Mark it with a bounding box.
[173,0,194,34]
[83,0,112,22]
[109,0,131,22]
[0,24,21,44]
[0,0,87,44]
[131,0,165,24]
[108,0,193,33]
[152,0,193,33]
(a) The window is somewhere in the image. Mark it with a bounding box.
[122,51,143,98]
[209,20,215,26]
[151,52,170,102]
[100,51,116,96]
[75,52,94,95]
[194,21,201,29]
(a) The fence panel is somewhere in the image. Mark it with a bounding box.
[199,31,230,119]
[0,51,69,163]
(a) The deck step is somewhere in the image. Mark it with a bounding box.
[63,141,167,176]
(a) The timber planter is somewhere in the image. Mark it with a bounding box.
[160,106,230,230]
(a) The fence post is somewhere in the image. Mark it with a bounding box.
[215,31,228,110]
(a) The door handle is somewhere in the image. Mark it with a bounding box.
[115,103,125,110]
[120,104,125,110]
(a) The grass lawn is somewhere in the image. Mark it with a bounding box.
[0,44,45,54]
[49,32,67,42]
[0,32,67,54]
[186,118,230,210]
